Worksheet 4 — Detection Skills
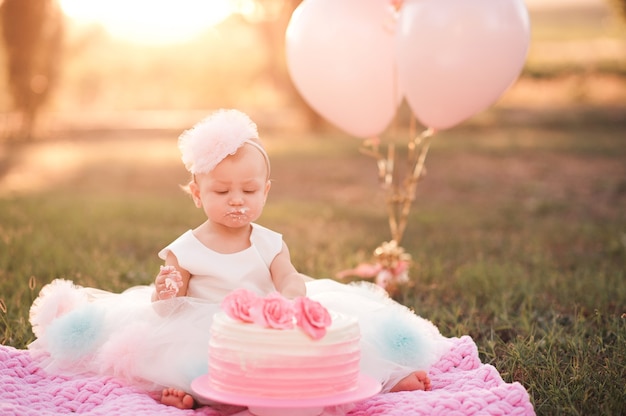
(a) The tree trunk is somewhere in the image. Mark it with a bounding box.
[1,0,63,141]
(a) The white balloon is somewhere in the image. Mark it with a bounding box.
[396,0,530,130]
[286,0,402,138]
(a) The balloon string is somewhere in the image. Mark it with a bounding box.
[362,124,435,245]
[393,126,434,243]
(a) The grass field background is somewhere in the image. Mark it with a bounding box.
[1,1,625,415]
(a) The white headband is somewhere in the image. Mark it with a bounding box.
[243,139,271,178]
[178,109,269,177]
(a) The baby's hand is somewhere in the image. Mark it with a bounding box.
[156,265,183,300]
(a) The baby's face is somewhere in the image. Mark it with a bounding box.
[191,144,270,228]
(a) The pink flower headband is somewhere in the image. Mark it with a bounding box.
[221,289,332,340]
[178,109,271,176]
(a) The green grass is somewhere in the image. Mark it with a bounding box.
[1,115,625,414]
[0,3,624,413]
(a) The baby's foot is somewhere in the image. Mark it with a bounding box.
[160,388,195,409]
[390,370,432,392]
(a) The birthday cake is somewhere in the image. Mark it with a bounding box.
[207,289,361,399]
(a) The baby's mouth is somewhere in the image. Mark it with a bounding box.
[226,207,249,216]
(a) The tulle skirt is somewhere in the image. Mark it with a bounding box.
[28,278,451,398]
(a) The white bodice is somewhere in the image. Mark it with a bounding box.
[158,223,283,302]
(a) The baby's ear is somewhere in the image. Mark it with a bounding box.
[264,180,272,202]
[189,182,202,207]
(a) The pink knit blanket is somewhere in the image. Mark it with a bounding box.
[0,336,534,415]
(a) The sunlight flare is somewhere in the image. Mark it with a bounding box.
[59,0,235,44]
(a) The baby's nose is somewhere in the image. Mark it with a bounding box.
[229,195,244,205]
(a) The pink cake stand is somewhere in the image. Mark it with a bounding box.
[191,373,381,416]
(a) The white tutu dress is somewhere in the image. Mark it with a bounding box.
[29,223,451,400]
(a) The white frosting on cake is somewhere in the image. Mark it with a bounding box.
[208,311,361,398]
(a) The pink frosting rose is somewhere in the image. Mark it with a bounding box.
[250,292,295,330]
[294,297,332,340]
[221,288,260,323]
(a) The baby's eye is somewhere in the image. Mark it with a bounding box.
[244,190,258,194]
[214,190,228,195]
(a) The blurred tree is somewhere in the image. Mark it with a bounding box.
[1,0,63,140]
[246,0,326,130]
[608,0,626,23]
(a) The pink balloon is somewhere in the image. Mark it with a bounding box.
[286,0,401,138]
[396,0,530,130]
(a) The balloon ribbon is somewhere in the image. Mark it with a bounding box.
[337,125,435,295]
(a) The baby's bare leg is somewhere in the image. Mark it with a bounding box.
[160,388,195,409]
[389,370,432,392]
